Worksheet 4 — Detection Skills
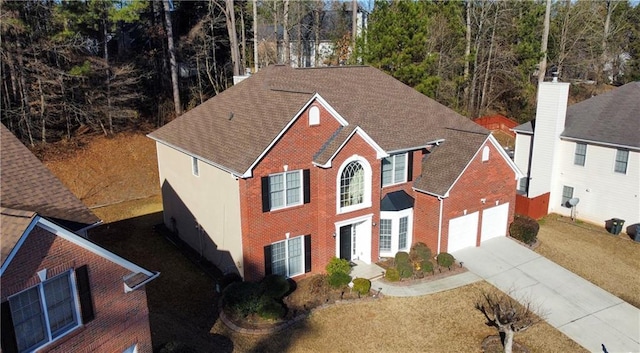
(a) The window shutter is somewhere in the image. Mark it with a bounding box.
[304,234,312,273]
[75,265,95,324]
[264,245,272,275]
[303,169,311,204]
[261,176,270,212]
[1,301,18,353]
[407,152,414,181]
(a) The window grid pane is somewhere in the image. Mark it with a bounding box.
[394,154,406,183]
[574,143,586,166]
[10,287,47,351]
[340,162,364,207]
[287,237,303,276]
[381,158,393,186]
[398,216,408,250]
[269,174,284,209]
[271,241,286,276]
[44,273,76,336]
[615,150,628,174]
[562,186,574,207]
[379,219,392,252]
[285,171,301,205]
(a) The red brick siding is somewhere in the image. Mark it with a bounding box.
[439,142,517,252]
[1,225,153,353]
[412,192,442,254]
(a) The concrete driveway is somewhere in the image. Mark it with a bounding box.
[453,237,640,353]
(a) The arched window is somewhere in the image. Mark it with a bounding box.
[309,106,320,126]
[340,161,364,207]
[482,146,490,162]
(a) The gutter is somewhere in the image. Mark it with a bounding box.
[124,271,161,293]
[437,196,443,254]
[386,139,445,154]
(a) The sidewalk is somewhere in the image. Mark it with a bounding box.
[372,271,481,297]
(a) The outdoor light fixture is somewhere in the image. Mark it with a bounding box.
[332,232,336,238]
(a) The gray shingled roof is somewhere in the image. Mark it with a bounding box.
[150,65,488,177]
[413,129,489,197]
[0,124,100,231]
[513,82,640,148]
[0,208,36,266]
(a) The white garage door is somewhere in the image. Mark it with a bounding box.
[480,203,510,242]
[448,212,479,253]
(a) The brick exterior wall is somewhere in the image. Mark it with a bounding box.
[1,225,153,353]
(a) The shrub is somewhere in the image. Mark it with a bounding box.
[223,282,261,317]
[420,260,434,273]
[219,272,242,292]
[260,274,290,299]
[328,271,352,288]
[352,278,371,295]
[309,274,329,295]
[385,267,400,282]
[397,262,414,278]
[257,298,286,320]
[395,251,410,265]
[326,257,351,276]
[509,215,540,245]
[437,253,455,268]
[410,242,432,262]
[158,341,197,353]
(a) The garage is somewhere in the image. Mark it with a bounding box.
[447,211,479,252]
[480,203,510,242]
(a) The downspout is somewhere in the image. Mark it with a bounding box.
[437,196,443,254]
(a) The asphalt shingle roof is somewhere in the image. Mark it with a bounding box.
[0,124,100,231]
[0,208,36,266]
[150,65,488,181]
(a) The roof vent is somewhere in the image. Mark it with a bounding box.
[228,112,234,120]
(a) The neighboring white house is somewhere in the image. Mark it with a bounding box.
[513,80,639,230]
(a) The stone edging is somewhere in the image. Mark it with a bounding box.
[219,294,381,335]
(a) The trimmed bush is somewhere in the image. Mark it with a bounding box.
[326,257,351,276]
[395,251,410,265]
[420,260,434,273]
[437,253,455,268]
[410,242,432,262]
[352,278,371,295]
[328,271,352,288]
[397,262,413,278]
[219,272,242,292]
[223,282,260,317]
[257,298,286,320]
[509,215,540,245]
[260,274,290,299]
[385,267,400,282]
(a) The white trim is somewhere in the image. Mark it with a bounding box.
[241,93,349,178]
[381,153,408,187]
[333,214,373,260]
[0,215,39,276]
[191,156,200,177]
[270,235,306,278]
[267,170,304,211]
[313,126,388,168]
[378,208,413,257]
[561,136,640,152]
[437,196,443,254]
[386,140,444,154]
[149,138,243,177]
[512,127,533,135]
[336,155,373,214]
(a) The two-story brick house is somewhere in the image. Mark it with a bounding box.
[1,124,158,353]
[149,65,522,281]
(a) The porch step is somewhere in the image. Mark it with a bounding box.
[349,260,386,281]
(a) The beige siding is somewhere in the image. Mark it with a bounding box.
[155,142,244,276]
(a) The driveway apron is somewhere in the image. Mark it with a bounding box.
[453,237,640,353]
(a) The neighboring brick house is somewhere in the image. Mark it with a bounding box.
[0,124,158,353]
[513,80,639,226]
[149,65,522,281]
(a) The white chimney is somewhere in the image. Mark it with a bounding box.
[527,80,570,198]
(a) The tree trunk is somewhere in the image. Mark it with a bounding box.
[38,78,46,143]
[103,16,113,135]
[557,0,571,79]
[480,7,499,114]
[502,328,515,353]
[463,0,471,105]
[314,0,321,66]
[352,0,357,45]
[163,0,182,116]
[538,0,552,83]
[253,0,259,72]
[283,0,290,66]
[297,0,302,67]
[240,4,246,73]
[601,0,614,83]
[225,0,241,76]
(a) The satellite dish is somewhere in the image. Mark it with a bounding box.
[568,198,580,206]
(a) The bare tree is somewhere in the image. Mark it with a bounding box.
[283,0,290,65]
[475,290,544,353]
[163,0,182,116]
[538,0,552,83]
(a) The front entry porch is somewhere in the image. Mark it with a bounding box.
[350,259,385,281]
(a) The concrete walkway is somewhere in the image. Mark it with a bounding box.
[453,237,640,353]
[372,271,481,297]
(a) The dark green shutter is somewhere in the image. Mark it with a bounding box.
[304,235,312,273]
[261,176,270,212]
[1,301,18,353]
[264,245,272,275]
[75,265,95,323]
[303,169,311,204]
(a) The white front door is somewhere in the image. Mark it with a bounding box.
[335,214,373,264]
[448,212,479,252]
[481,203,510,242]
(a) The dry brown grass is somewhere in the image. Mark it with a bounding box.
[211,281,585,353]
[535,215,640,308]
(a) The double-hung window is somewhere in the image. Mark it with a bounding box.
[574,143,587,166]
[7,271,80,352]
[561,186,574,208]
[269,170,302,210]
[382,153,407,186]
[379,219,392,252]
[270,236,304,277]
[191,157,199,176]
[615,149,629,174]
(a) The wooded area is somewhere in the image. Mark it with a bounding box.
[2,0,639,146]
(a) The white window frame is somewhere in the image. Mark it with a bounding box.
[381,153,408,187]
[614,149,628,174]
[574,143,587,166]
[379,208,413,257]
[270,236,305,278]
[481,146,490,162]
[191,156,199,176]
[561,185,574,208]
[308,106,320,126]
[8,270,82,353]
[268,170,303,211]
[336,156,372,214]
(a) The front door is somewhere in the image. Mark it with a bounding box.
[339,225,352,261]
